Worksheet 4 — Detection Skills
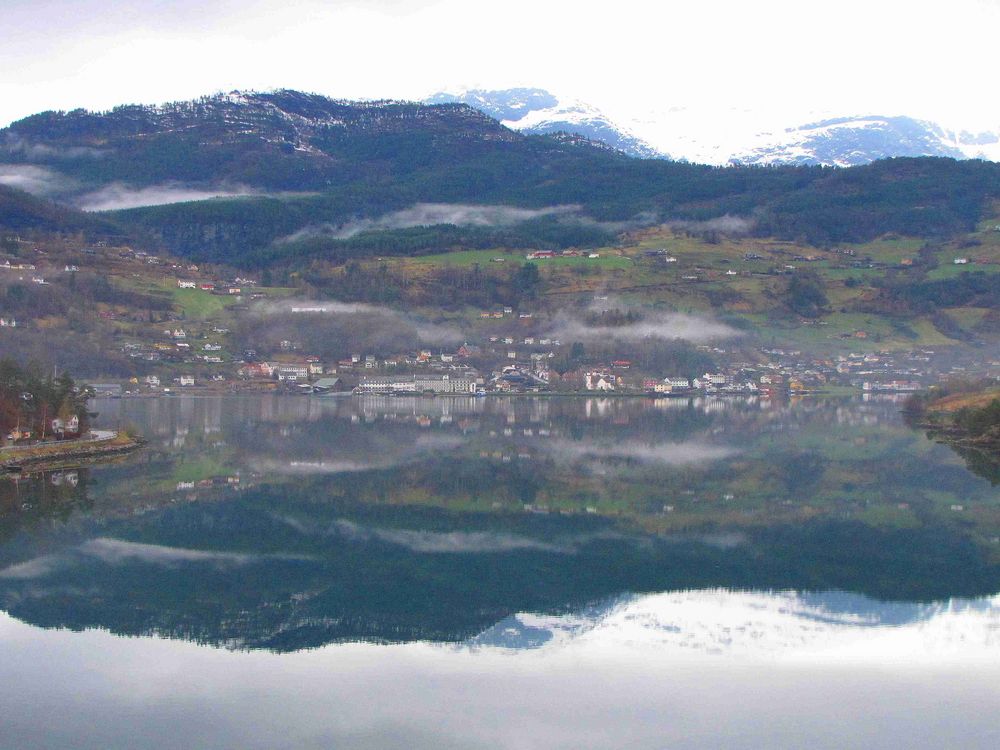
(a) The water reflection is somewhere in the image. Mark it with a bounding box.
[1,394,998,747]
[468,589,1000,656]
[1,588,998,750]
[0,481,997,649]
[0,395,998,648]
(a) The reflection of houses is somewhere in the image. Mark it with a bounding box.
[50,471,79,487]
[862,380,922,393]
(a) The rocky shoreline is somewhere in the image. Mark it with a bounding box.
[1,433,145,471]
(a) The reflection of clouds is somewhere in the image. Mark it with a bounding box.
[254,459,391,475]
[249,434,466,476]
[80,538,268,566]
[0,554,64,580]
[267,514,746,556]
[0,538,311,580]
[330,519,570,554]
[2,590,999,750]
[267,514,643,555]
[546,439,736,466]
[662,532,747,550]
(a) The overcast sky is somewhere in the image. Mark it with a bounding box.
[3,0,999,131]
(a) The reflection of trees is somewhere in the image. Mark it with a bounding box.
[0,469,93,544]
[0,490,996,651]
[777,451,827,492]
[950,446,1000,486]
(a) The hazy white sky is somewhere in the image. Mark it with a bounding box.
[2,0,998,130]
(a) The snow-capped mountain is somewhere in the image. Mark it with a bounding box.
[427,89,1000,166]
[730,115,1000,167]
[426,88,666,159]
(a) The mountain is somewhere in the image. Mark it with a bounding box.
[731,115,1000,167]
[424,90,1000,166]
[2,90,1000,266]
[0,89,526,198]
[427,88,666,159]
[0,183,121,237]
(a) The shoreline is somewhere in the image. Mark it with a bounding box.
[1,433,145,472]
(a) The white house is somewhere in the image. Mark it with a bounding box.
[585,371,616,391]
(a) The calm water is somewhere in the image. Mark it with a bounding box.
[1,394,998,749]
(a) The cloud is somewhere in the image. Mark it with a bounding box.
[549,309,738,344]
[0,164,74,195]
[252,297,465,347]
[281,202,582,242]
[3,135,107,161]
[668,214,755,235]
[75,182,260,211]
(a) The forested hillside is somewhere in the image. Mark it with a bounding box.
[2,91,1000,268]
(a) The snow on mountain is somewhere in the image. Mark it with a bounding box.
[464,589,1000,661]
[731,115,1000,166]
[429,89,1000,165]
[627,108,1000,166]
[426,88,666,159]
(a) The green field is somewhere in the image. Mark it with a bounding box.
[402,248,633,270]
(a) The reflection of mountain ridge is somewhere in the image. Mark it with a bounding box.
[1,490,997,651]
[464,590,1000,654]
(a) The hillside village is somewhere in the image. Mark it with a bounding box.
[3,225,1000,399]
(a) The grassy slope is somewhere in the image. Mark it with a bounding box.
[927,388,1000,413]
[374,217,1000,352]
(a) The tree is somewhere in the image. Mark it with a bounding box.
[512,262,541,300]
[785,272,828,318]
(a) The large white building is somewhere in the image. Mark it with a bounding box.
[358,373,477,394]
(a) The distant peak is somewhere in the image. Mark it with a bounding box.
[426,87,666,159]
